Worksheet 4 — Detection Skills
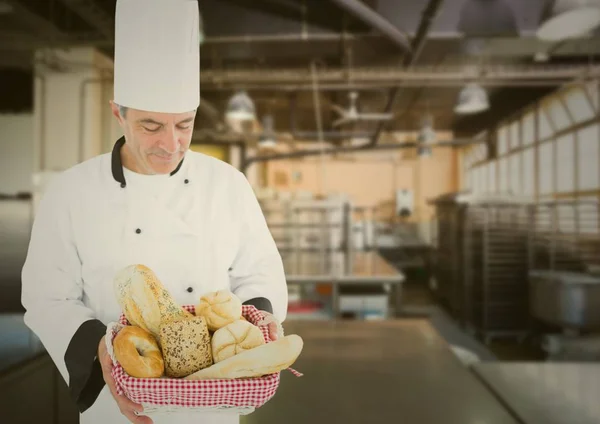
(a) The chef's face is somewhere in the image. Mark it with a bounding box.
[110,101,196,175]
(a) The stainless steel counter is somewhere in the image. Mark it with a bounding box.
[0,197,33,312]
[282,252,405,318]
[0,313,45,375]
[472,362,600,424]
[242,319,520,424]
[282,251,404,282]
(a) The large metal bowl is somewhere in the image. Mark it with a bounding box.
[529,271,600,331]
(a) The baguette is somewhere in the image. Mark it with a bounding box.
[113,264,192,339]
[184,334,303,380]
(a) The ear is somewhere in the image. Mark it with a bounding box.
[109,100,124,126]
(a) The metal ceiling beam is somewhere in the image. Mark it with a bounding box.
[4,0,68,41]
[241,138,480,171]
[327,0,412,53]
[55,0,114,41]
[0,30,110,51]
[200,64,600,85]
[198,80,574,91]
[368,0,444,147]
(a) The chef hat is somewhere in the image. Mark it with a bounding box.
[113,0,200,114]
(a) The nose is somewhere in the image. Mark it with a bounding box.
[161,127,179,154]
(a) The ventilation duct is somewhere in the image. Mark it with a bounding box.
[458,0,519,37]
[536,0,600,41]
[454,83,489,114]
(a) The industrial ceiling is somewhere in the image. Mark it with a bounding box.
[1,0,599,141]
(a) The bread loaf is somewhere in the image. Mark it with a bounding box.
[184,334,303,380]
[195,290,242,331]
[211,320,265,363]
[113,264,192,339]
[113,326,164,378]
[159,316,213,378]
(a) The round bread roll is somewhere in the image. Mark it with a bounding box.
[195,290,242,331]
[211,319,265,363]
[113,326,164,378]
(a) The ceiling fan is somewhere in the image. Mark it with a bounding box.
[330,91,394,128]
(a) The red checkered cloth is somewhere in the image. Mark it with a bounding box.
[107,305,301,411]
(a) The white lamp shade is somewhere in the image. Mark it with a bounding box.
[536,0,600,41]
[417,146,433,157]
[226,91,256,121]
[455,83,489,114]
[258,137,277,148]
[419,126,437,144]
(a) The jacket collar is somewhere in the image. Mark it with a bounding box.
[111,136,184,187]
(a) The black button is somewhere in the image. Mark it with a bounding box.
[120,183,126,188]
[187,287,194,293]
[135,228,141,234]
[184,179,189,184]
[228,267,233,271]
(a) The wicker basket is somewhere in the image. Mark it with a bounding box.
[105,305,300,415]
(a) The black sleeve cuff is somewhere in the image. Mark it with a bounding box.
[64,319,107,413]
[243,297,273,314]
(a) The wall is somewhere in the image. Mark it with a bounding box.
[0,114,34,195]
[264,133,459,229]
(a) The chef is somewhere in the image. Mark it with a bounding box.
[20,0,288,423]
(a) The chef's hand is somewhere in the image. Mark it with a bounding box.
[98,336,153,424]
[256,311,284,341]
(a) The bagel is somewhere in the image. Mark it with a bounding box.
[113,325,165,378]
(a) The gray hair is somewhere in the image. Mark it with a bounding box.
[118,105,128,118]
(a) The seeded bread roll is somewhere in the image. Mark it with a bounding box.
[159,316,213,378]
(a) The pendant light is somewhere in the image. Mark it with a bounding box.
[258,115,277,149]
[454,83,489,115]
[417,114,435,157]
[536,0,600,42]
[225,90,256,122]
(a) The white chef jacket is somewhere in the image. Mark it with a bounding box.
[21,137,288,424]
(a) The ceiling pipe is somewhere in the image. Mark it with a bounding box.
[368,0,445,147]
[199,80,576,91]
[327,0,412,54]
[241,138,479,172]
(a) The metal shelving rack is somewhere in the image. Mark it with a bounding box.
[463,202,533,343]
[431,193,535,343]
